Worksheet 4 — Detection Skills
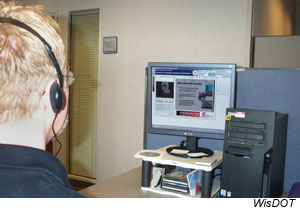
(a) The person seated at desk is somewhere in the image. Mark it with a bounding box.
[0,1,84,198]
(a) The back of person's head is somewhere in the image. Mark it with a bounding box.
[0,1,67,124]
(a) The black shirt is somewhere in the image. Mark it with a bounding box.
[0,144,85,198]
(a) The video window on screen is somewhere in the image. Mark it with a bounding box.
[156,82,174,98]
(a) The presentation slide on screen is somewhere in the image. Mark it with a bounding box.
[176,79,214,112]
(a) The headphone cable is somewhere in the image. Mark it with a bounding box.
[51,113,62,157]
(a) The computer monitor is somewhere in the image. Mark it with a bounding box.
[147,62,236,157]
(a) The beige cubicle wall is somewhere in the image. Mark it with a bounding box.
[253,35,300,68]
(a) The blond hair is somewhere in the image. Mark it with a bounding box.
[0,1,67,124]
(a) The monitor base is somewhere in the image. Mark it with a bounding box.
[166,145,214,159]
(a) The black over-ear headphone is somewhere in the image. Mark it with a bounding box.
[0,17,64,113]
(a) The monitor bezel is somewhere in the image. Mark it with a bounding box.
[147,62,236,140]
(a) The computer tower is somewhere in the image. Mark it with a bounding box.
[220,108,288,198]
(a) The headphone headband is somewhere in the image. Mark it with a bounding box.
[0,17,64,87]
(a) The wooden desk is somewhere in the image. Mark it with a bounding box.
[79,167,176,198]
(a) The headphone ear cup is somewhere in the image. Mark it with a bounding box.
[50,82,64,113]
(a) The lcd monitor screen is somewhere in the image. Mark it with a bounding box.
[147,62,236,140]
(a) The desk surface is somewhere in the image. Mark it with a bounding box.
[79,167,176,198]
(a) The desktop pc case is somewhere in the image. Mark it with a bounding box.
[220,108,288,198]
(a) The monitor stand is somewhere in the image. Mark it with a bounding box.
[166,137,214,158]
